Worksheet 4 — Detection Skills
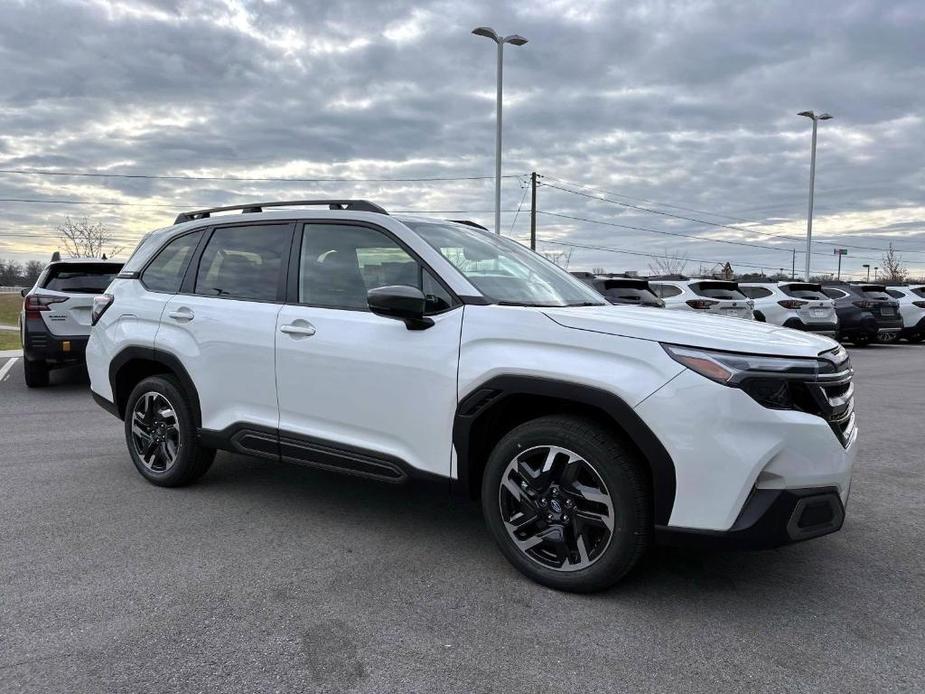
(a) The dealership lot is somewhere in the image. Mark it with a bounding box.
[0,346,923,693]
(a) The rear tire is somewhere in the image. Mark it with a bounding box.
[124,375,214,487]
[23,359,50,388]
[481,414,651,593]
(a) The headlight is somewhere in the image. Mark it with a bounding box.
[661,343,850,411]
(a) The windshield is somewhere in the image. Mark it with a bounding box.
[405,221,605,307]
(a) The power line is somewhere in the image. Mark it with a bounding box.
[540,238,785,272]
[541,177,925,255]
[538,210,796,254]
[538,210,888,264]
[0,168,523,183]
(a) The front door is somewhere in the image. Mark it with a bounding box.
[274,222,462,480]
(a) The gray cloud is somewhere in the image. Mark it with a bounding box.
[0,0,923,279]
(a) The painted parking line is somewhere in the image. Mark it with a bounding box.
[0,357,19,383]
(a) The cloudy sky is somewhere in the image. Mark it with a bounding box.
[1,0,923,279]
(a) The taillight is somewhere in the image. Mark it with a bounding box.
[913,301,925,309]
[91,294,114,326]
[852,300,876,309]
[777,299,808,309]
[686,299,718,310]
[23,294,67,319]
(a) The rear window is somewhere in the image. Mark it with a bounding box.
[42,263,122,293]
[689,282,746,300]
[740,286,773,299]
[859,286,893,301]
[594,280,661,305]
[822,287,847,299]
[781,283,829,300]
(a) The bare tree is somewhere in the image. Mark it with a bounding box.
[592,266,606,275]
[880,243,907,283]
[648,251,688,277]
[542,248,573,269]
[23,260,44,285]
[0,258,23,285]
[56,217,124,258]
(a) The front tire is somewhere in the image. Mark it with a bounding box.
[23,359,50,388]
[481,415,651,593]
[124,375,214,487]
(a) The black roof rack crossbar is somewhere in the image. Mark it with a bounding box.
[174,199,388,224]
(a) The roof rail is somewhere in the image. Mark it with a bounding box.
[174,199,388,225]
[449,219,490,231]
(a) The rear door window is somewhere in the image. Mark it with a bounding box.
[194,225,291,302]
[689,282,746,300]
[650,283,682,298]
[142,230,203,293]
[43,263,122,293]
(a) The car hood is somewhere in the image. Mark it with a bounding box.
[543,305,837,357]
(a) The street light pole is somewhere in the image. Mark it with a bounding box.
[797,111,832,281]
[473,27,528,234]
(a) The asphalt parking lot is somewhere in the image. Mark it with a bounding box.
[1,346,923,693]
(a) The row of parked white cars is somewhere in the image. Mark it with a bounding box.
[572,273,925,346]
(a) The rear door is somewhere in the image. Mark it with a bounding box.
[38,263,122,336]
[156,222,294,432]
[274,221,462,480]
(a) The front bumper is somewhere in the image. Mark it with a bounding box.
[22,318,89,364]
[655,487,845,549]
[634,368,856,533]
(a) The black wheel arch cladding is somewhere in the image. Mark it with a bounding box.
[453,375,677,526]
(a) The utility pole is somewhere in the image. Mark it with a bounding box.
[791,249,796,280]
[530,171,537,250]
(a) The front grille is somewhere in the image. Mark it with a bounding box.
[805,348,856,447]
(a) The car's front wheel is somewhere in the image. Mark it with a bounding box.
[482,415,651,593]
[124,375,214,487]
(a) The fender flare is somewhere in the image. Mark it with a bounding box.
[109,346,202,425]
[453,375,677,525]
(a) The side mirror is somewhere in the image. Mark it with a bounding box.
[20,288,26,297]
[367,285,434,330]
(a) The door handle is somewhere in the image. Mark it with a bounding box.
[280,323,316,337]
[167,308,194,321]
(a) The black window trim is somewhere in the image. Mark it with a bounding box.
[139,227,209,295]
[286,219,462,315]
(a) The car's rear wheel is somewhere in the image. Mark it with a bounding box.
[482,415,651,593]
[124,375,214,487]
[23,359,50,388]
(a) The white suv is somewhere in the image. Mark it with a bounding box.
[739,282,838,336]
[885,285,925,343]
[648,279,754,320]
[87,200,857,592]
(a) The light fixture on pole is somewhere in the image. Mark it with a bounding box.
[797,111,833,280]
[862,263,870,282]
[472,26,528,234]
